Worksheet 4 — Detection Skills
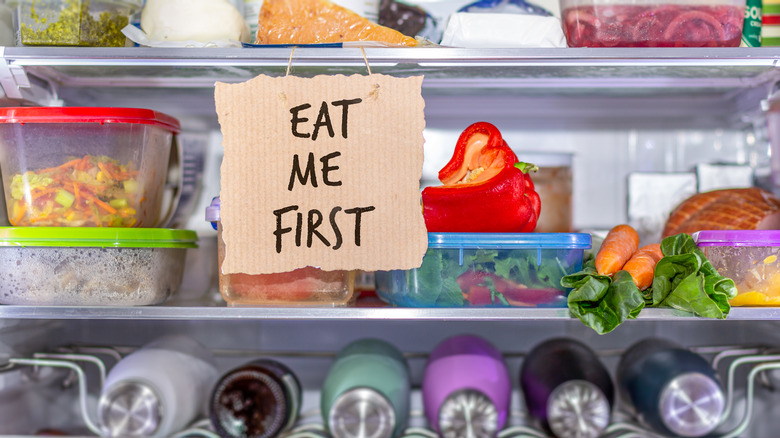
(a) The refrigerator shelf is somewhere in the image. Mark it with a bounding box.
[2,47,780,128]
[1,305,779,321]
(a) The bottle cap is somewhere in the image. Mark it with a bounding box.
[329,387,396,438]
[659,372,725,437]
[547,380,611,438]
[438,389,498,438]
[98,382,162,437]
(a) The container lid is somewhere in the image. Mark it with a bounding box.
[329,387,396,438]
[206,196,221,224]
[692,230,780,247]
[659,372,724,437]
[438,389,498,438]
[0,227,198,248]
[428,232,591,249]
[0,107,181,133]
[98,382,162,437]
[547,380,611,438]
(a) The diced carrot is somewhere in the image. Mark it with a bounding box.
[595,224,640,276]
[83,192,117,214]
[623,244,663,290]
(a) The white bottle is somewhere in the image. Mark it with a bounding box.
[97,334,219,437]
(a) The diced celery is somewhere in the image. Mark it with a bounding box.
[123,180,139,194]
[54,189,75,208]
[109,198,128,209]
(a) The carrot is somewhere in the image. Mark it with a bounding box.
[73,182,80,207]
[11,202,25,225]
[595,224,640,276]
[37,157,82,174]
[82,191,117,214]
[623,244,663,290]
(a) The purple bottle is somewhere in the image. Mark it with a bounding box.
[422,335,511,438]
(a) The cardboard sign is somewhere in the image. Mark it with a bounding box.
[215,74,428,275]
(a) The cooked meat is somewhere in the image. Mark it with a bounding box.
[663,188,780,238]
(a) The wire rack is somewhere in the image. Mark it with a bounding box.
[2,343,779,438]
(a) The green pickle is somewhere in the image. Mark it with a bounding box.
[20,0,129,46]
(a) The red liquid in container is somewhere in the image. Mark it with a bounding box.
[562,4,743,47]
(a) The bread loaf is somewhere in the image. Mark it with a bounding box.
[662,188,780,238]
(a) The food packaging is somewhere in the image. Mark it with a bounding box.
[441,13,566,47]
[0,107,181,228]
[375,232,591,307]
[694,230,780,306]
[560,0,745,47]
[207,197,357,307]
[0,227,197,306]
[10,0,142,47]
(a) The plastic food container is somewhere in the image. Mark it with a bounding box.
[207,197,357,307]
[694,230,780,306]
[0,227,197,306]
[375,232,591,307]
[11,0,142,47]
[0,107,181,228]
[560,0,745,47]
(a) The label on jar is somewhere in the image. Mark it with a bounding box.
[742,0,763,46]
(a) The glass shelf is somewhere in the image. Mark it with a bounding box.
[1,305,778,320]
[3,47,780,128]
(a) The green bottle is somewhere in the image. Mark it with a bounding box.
[742,0,763,47]
[321,339,411,438]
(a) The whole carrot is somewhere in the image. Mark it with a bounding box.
[595,224,640,276]
[623,243,663,290]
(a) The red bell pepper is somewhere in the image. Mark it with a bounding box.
[422,122,541,232]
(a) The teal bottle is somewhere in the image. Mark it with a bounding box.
[321,339,411,438]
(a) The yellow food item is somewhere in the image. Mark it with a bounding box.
[731,265,780,306]
[255,0,417,46]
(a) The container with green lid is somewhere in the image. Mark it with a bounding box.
[0,227,197,306]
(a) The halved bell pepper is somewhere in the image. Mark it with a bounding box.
[422,122,541,232]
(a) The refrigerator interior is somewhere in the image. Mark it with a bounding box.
[0,47,779,436]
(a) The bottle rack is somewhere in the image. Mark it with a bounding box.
[3,343,780,438]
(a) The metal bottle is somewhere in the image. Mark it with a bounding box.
[209,359,302,438]
[520,338,614,438]
[422,335,511,438]
[321,338,411,438]
[617,338,725,437]
[97,334,219,437]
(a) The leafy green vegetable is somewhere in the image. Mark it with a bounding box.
[564,233,738,334]
[564,260,645,334]
[410,250,466,306]
[652,233,737,319]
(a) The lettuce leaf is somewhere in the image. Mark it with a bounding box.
[564,260,645,334]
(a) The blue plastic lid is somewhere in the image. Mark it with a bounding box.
[428,232,591,249]
[206,196,220,230]
[693,230,780,247]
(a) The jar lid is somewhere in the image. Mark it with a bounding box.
[0,107,181,133]
[692,230,780,247]
[0,227,198,248]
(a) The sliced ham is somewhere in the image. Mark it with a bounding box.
[662,188,780,238]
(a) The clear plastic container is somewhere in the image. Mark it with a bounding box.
[375,232,591,308]
[0,227,198,306]
[207,197,357,307]
[0,107,181,228]
[694,230,780,306]
[12,0,142,47]
[560,0,745,47]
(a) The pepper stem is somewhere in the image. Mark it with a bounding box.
[514,162,539,174]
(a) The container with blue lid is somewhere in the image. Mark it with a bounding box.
[693,230,780,306]
[375,232,591,308]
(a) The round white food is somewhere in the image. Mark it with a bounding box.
[0,247,187,306]
[141,0,250,43]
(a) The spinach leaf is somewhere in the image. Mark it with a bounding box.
[653,233,737,319]
[413,250,467,307]
[565,260,645,334]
